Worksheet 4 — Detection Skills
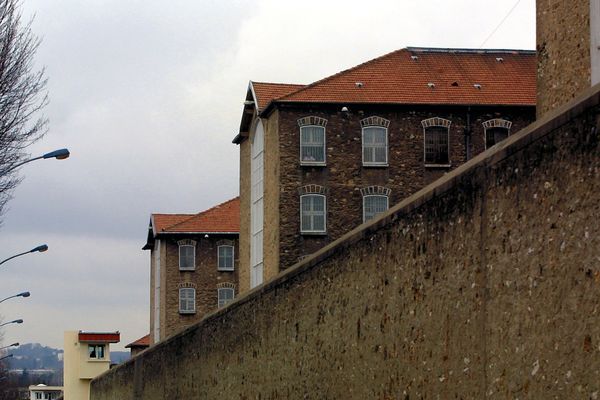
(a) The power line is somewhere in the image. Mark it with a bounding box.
[479,0,523,48]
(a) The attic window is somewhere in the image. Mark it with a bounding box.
[451,81,459,87]
[473,83,482,89]
[355,82,364,88]
[427,82,435,89]
[411,55,419,60]
[495,57,504,62]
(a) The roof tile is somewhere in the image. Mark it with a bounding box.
[254,48,536,110]
[152,197,239,234]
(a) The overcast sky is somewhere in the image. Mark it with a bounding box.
[0,0,535,352]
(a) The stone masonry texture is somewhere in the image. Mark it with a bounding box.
[537,0,590,117]
[92,87,600,399]
[158,234,239,340]
[276,104,534,270]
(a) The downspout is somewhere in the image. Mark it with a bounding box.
[464,106,472,161]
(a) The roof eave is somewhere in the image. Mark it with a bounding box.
[156,231,239,236]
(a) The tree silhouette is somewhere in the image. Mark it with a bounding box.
[0,0,47,222]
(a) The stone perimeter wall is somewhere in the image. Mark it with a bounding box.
[92,85,600,399]
[536,0,590,117]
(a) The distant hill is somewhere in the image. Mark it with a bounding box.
[7,343,63,370]
[5,343,129,370]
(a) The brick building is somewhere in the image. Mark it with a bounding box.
[143,197,239,344]
[536,0,600,116]
[233,47,537,294]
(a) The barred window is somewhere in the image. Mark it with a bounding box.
[218,287,235,308]
[300,126,325,164]
[424,126,449,165]
[363,195,389,222]
[218,245,234,271]
[179,288,196,314]
[485,127,509,148]
[362,126,388,165]
[300,194,326,233]
[178,242,195,271]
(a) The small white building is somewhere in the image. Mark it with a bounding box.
[28,384,63,400]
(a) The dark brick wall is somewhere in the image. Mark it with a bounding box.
[161,234,239,339]
[91,87,600,400]
[277,104,535,268]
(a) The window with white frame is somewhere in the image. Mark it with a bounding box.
[178,240,195,270]
[300,194,326,234]
[361,186,391,222]
[35,393,42,400]
[218,287,235,308]
[422,117,451,165]
[361,116,390,166]
[218,245,234,271]
[362,126,388,165]
[483,119,512,149]
[300,126,326,164]
[298,116,327,165]
[179,288,196,314]
[363,195,389,222]
[88,344,105,359]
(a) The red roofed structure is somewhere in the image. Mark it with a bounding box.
[148,197,240,238]
[125,334,150,357]
[143,198,239,344]
[234,47,537,294]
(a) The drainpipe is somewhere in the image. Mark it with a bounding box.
[464,106,472,161]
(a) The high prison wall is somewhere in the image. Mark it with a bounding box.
[92,85,600,399]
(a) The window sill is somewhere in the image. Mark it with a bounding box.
[87,359,109,363]
[179,268,195,272]
[300,162,326,167]
[179,310,196,315]
[217,268,235,272]
[362,163,388,168]
[301,231,327,236]
[424,164,452,168]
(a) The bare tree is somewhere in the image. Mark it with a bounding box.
[0,0,47,221]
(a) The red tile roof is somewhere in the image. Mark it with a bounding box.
[152,197,239,234]
[254,47,535,113]
[251,82,305,112]
[125,334,150,349]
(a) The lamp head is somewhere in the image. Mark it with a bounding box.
[18,292,30,298]
[31,244,48,253]
[12,319,23,324]
[42,148,70,160]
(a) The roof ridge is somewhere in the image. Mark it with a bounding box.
[162,197,239,232]
[406,46,536,54]
[152,213,195,217]
[275,48,408,103]
[251,81,304,87]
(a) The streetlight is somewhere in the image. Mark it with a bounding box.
[0,343,18,351]
[0,244,48,267]
[0,320,23,328]
[0,292,30,304]
[3,148,70,175]
[0,354,13,362]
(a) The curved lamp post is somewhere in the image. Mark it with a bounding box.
[0,354,13,361]
[0,245,48,267]
[3,148,70,175]
[0,292,29,304]
[0,343,18,351]
[0,319,23,328]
